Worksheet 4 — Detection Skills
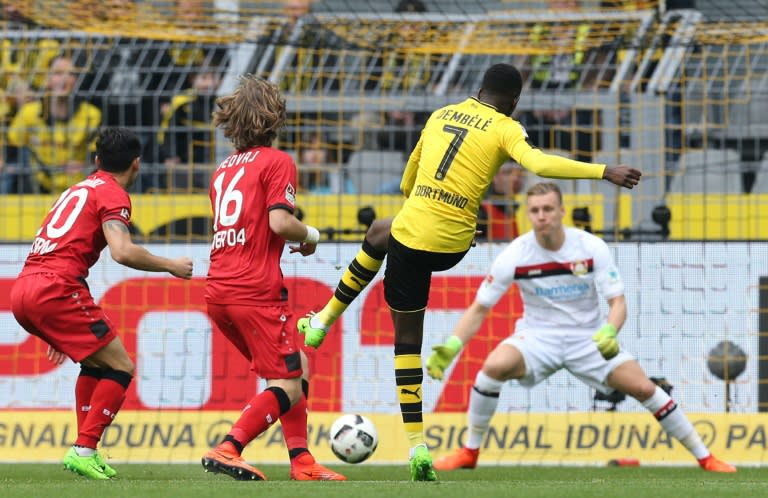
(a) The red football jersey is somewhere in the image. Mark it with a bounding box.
[19,170,131,279]
[206,146,297,305]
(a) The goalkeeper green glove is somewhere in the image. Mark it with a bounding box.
[426,336,463,380]
[297,316,327,349]
[592,324,619,360]
[302,328,327,349]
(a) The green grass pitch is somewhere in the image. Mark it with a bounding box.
[2,464,767,498]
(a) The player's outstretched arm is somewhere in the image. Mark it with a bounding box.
[427,301,491,380]
[513,141,641,189]
[602,165,642,189]
[271,209,320,256]
[103,220,193,279]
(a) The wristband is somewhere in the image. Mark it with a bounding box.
[445,335,464,354]
[303,225,320,244]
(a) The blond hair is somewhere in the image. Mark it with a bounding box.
[526,182,563,204]
[213,74,286,150]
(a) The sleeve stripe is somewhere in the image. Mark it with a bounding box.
[268,203,294,213]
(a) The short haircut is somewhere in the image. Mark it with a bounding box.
[481,63,523,99]
[213,74,286,150]
[96,127,141,172]
[526,182,563,205]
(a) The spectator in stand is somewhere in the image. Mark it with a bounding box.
[76,0,189,173]
[7,54,101,193]
[157,65,222,192]
[372,0,433,194]
[521,0,597,163]
[0,1,39,27]
[0,76,36,193]
[295,131,353,193]
[477,162,526,241]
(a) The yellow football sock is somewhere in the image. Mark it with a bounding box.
[316,239,384,327]
[395,352,425,447]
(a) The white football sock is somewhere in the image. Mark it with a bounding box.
[466,371,504,450]
[641,386,709,459]
[73,445,95,457]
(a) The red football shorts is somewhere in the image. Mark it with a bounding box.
[206,302,302,380]
[11,273,118,362]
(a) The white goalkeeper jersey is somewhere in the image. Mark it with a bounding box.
[476,227,624,329]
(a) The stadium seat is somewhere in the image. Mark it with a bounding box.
[751,156,768,192]
[346,150,406,194]
[667,149,742,193]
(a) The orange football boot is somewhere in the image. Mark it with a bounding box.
[290,452,347,481]
[202,445,267,481]
[433,447,479,471]
[698,454,736,473]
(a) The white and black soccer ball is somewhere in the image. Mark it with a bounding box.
[328,414,378,464]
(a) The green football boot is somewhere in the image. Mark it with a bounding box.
[93,452,117,478]
[63,447,110,480]
[409,445,438,482]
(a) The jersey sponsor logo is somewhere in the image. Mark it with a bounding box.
[413,185,469,209]
[285,183,296,205]
[534,282,591,300]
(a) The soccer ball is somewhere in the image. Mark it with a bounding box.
[328,414,378,464]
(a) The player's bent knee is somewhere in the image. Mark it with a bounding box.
[103,369,134,389]
[626,381,658,402]
[81,356,135,375]
[110,357,135,376]
[483,344,525,381]
[482,359,523,382]
[366,218,392,251]
[266,378,303,409]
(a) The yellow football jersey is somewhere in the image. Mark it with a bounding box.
[7,100,101,193]
[392,97,606,253]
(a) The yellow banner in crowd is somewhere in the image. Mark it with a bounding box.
[2,411,767,465]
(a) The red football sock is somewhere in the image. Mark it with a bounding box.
[228,389,282,447]
[74,368,102,432]
[75,371,131,448]
[281,394,309,457]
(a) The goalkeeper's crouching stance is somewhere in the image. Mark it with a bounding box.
[428,182,736,473]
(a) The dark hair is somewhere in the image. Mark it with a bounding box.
[96,127,141,172]
[481,63,523,99]
[395,0,427,13]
